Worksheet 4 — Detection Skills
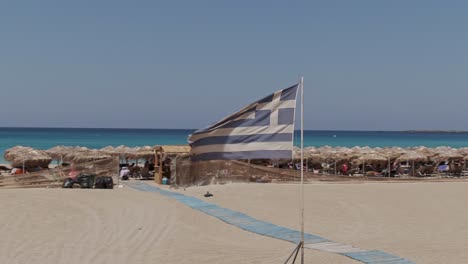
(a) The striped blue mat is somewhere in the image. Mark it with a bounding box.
[127,182,414,264]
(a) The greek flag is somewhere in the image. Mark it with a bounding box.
[188,84,299,161]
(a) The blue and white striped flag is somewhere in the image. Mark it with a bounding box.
[188,84,299,161]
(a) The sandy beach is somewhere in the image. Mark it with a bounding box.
[1,181,468,263]
[178,182,468,263]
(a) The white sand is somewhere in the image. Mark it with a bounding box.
[0,186,353,264]
[2,182,468,263]
[177,182,468,263]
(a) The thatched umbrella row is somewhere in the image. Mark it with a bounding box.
[43,145,156,162]
[292,146,468,176]
[294,146,468,163]
[6,145,468,171]
[5,145,158,166]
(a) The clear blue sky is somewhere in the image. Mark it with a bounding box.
[1,1,467,130]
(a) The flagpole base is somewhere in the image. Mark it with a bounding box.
[284,241,303,264]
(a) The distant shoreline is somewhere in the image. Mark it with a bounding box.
[404,130,468,133]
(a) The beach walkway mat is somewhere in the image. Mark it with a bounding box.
[127,182,414,264]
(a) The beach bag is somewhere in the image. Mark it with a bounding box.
[62,178,74,188]
[79,178,92,188]
[77,174,95,189]
[103,176,114,189]
[94,177,105,189]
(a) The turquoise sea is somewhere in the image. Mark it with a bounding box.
[1,127,468,164]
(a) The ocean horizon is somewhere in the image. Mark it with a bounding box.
[2,127,468,164]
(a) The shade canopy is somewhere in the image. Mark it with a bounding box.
[4,146,52,168]
[397,151,428,162]
[155,145,191,154]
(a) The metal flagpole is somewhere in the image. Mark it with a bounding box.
[283,77,305,264]
[300,76,305,263]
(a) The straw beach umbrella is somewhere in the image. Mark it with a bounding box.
[99,145,134,163]
[457,147,468,171]
[397,151,428,176]
[432,149,464,175]
[70,149,112,163]
[46,145,76,165]
[62,147,90,162]
[301,147,321,160]
[398,151,428,162]
[100,146,117,156]
[114,145,135,163]
[356,152,388,176]
[356,153,388,163]
[4,146,52,171]
[380,147,406,177]
[130,146,155,160]
[457,147,468,156]
[464,155,468,172]
[317,147,336,173]
[432,149,463,162]
[413,146,435,158]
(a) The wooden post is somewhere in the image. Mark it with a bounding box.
[116,156,120,186]
[154,150,158,183]
[388,157,391,177]
[173,155,178,184]
[158,152,163,184]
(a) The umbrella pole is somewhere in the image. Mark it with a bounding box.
[412,161,415,177]
[174,155,178,184]
[363,160,365,176]
[388,157,390,177]
[334,161,336,175]
[116,156,120,186]
[23,159,25,174]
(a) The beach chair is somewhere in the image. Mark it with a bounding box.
[416,166,430,177]
[437,164,449,177]
[416,170,427,177]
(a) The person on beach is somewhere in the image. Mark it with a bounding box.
[140,164,150,179]
[128,163,135,177]
[69,163,78,178]
[148,160,155,171]
[341,163,348,175]
[120,166,130,180]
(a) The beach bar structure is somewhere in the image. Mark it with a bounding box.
[154,145,191,184]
